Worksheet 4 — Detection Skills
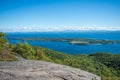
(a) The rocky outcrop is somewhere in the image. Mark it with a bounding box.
[0,60,101,80]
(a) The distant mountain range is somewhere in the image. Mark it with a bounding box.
[1,26,120,32]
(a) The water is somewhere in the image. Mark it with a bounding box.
[5,31,120,54]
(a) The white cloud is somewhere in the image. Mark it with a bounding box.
[23,27,27,30]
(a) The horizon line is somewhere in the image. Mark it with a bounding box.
[1,30,120,33]
[1,26,120,32]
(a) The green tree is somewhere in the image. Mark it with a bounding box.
[36,48,44,60]
[15,42,36,59]
[0,32,6,47]
[0,32,16,61]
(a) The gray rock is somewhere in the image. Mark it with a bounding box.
[0,60,101,80]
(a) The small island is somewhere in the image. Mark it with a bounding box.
[8,37,120,45]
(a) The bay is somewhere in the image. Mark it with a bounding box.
[5,31,120,54]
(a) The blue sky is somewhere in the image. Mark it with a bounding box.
[0,0,120,32]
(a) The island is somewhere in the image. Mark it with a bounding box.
[8,37,120,45]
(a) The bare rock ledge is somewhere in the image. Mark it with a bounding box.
[0,60,101,80]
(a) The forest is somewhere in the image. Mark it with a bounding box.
[0,32,120,80]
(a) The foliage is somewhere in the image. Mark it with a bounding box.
[0,32,17,61]
[0,52,17,61]
[35,47,51,61]
[43,50,111,76]
[36,47,120,79]
[0,32,6,47]
[90,52,120,77]
[14,42,36,59]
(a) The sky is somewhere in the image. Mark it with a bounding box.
[0,0,120,32]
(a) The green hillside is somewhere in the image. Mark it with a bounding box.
[0,32,120,80]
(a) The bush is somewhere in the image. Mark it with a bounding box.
[15,42,36,59]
